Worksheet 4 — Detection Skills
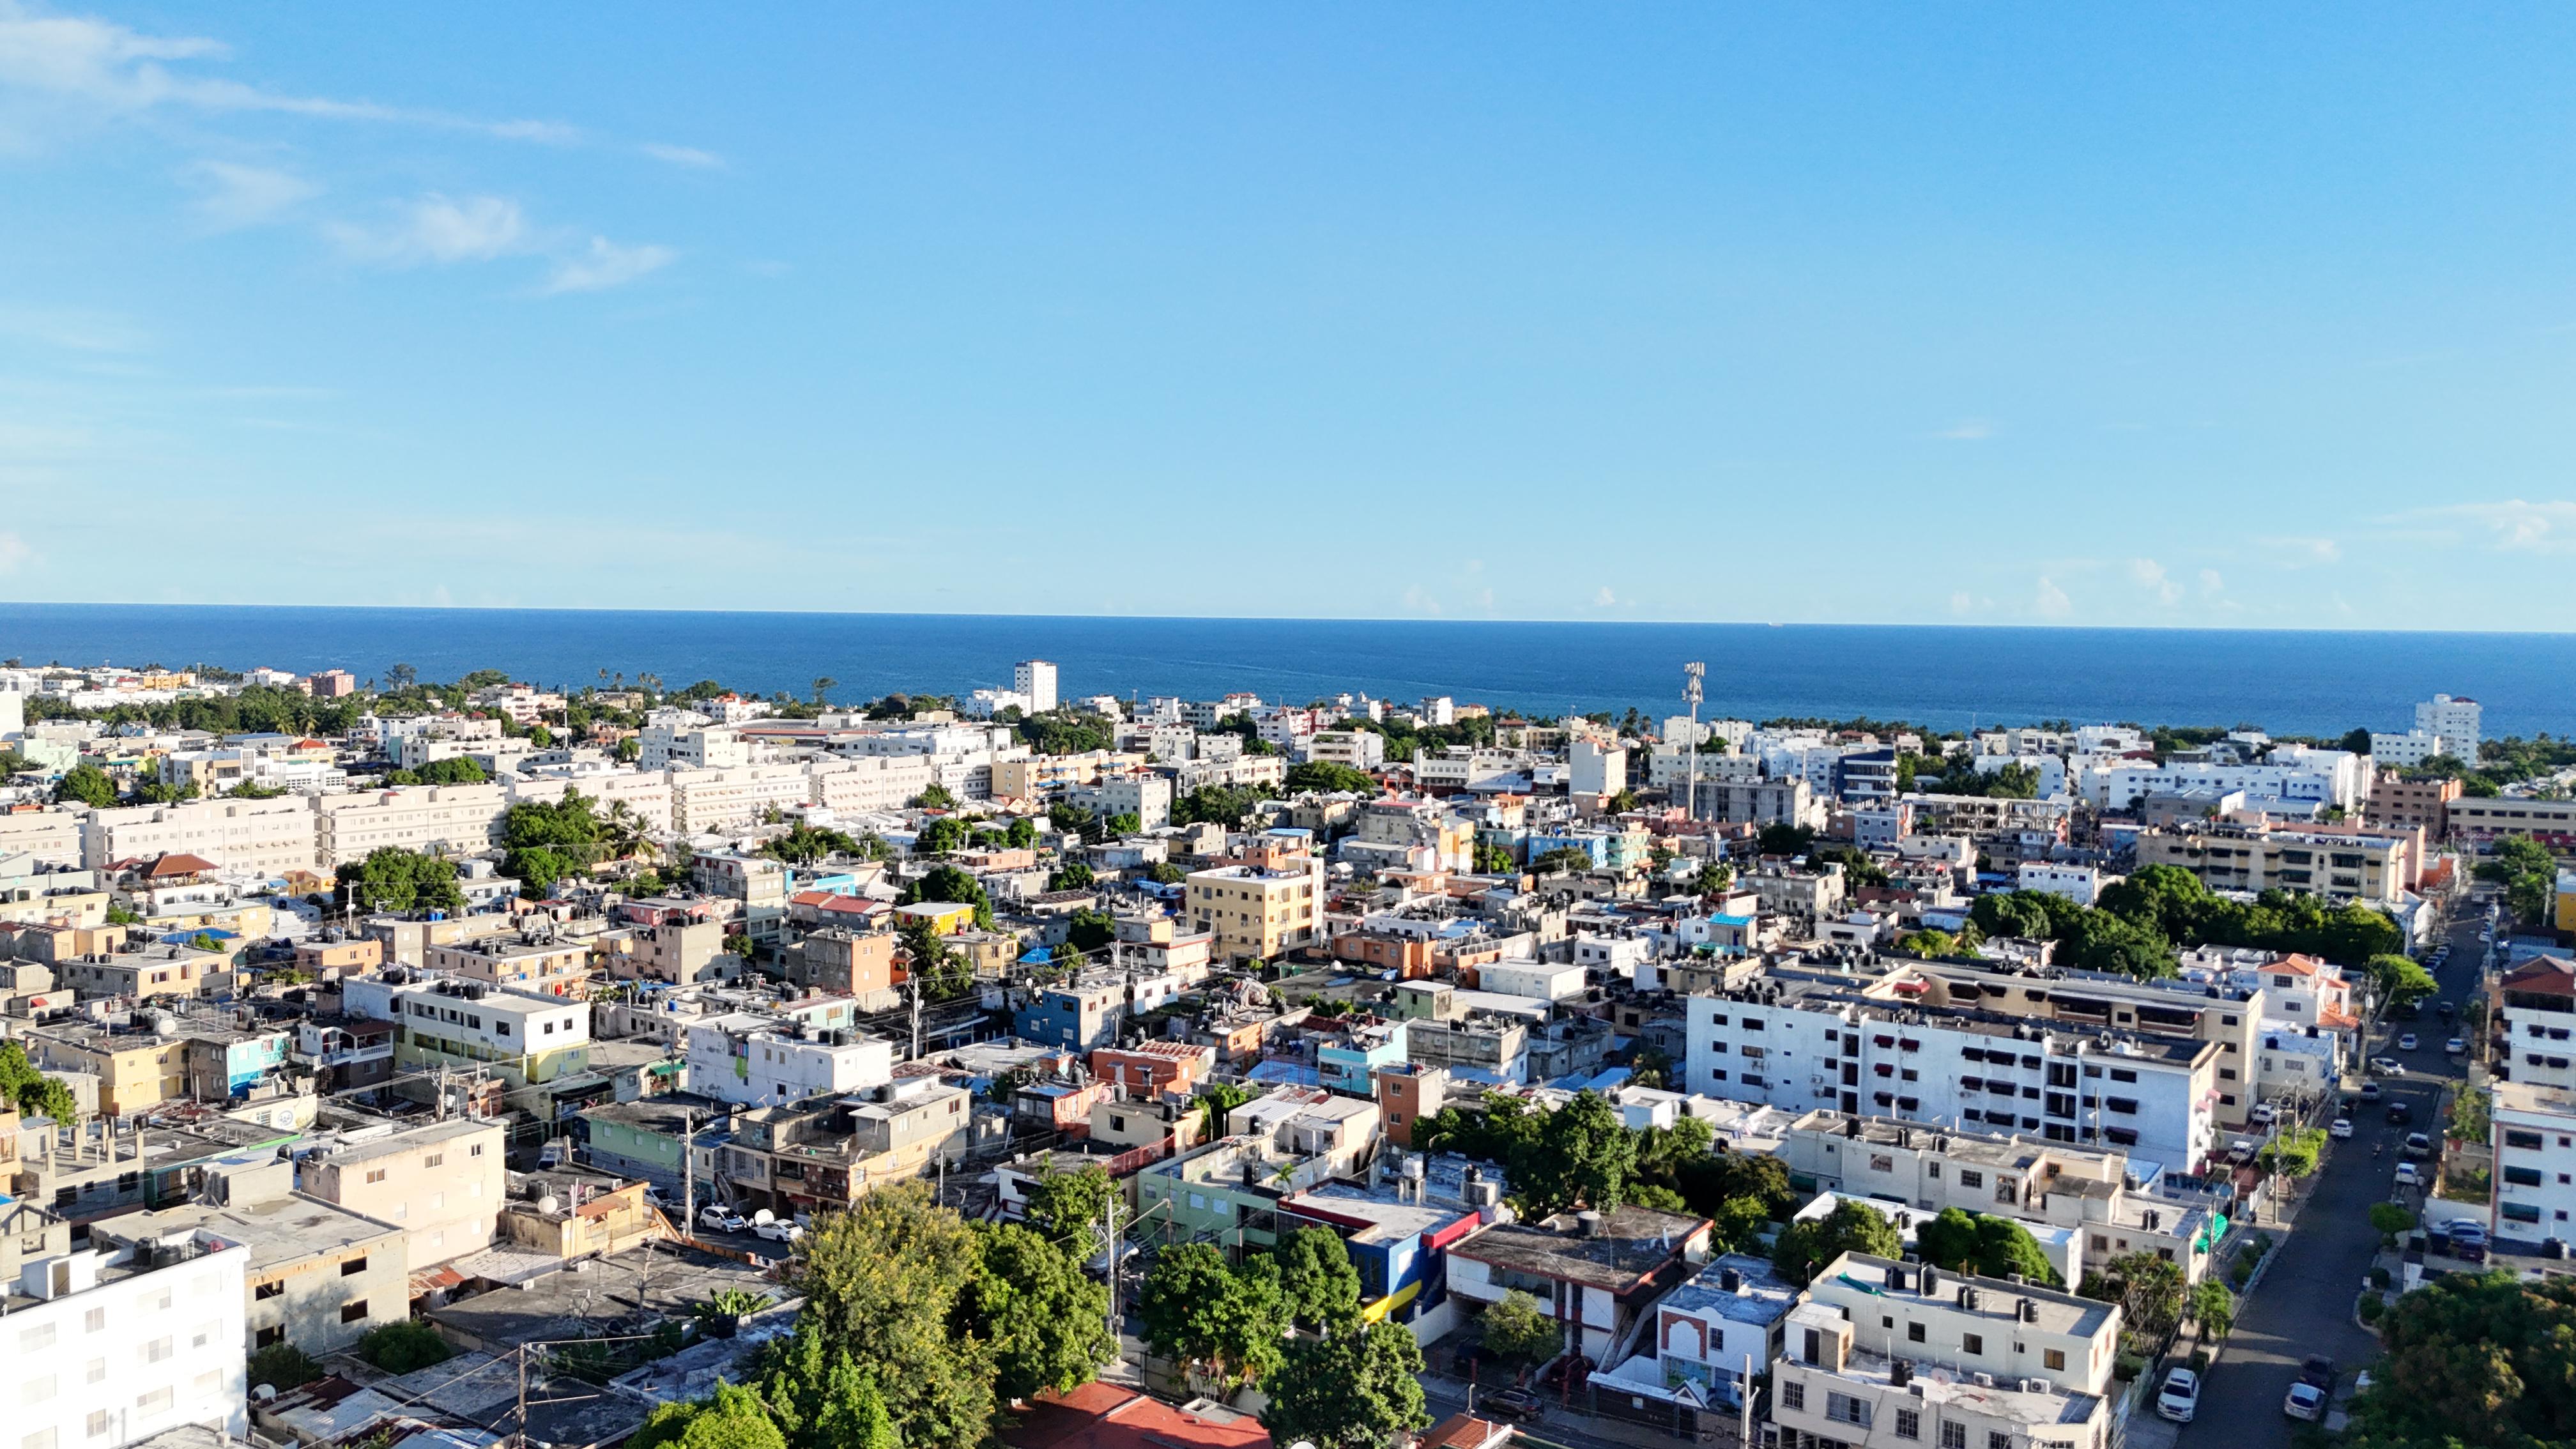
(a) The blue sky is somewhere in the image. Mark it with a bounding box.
[4,4,2575,628]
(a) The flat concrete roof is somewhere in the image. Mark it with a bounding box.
[102,1190,399,1275]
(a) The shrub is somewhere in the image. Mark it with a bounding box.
[357,1320,455,1374]
[2188,1349,2212,1374]
[246,1342,321,1392]
[2358,1292,2387,1324]
[2370,1265,2393,1289]
[2115,1353,2148,1382]
[2227,1258,2253,1289]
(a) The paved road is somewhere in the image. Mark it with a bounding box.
[2177,907,2483,1446]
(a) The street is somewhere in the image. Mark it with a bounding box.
[2178,905,2485,1446]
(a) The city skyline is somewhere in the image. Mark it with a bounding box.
[6,6,2576,627]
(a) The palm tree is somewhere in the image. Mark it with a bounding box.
[812,676,838,707]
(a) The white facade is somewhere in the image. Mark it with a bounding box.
[640,711,749,770]
[808,755,939,815]
[2494,1082,2576,1243]
[2370,730,2451,768]
[1014,661,1059,714]
[683,1015,895,1106]
[670,763,815,832]
[2015,862,2103,907]
[80,797,321,878]
[2082,754,2367,814]
[1479,959,1588,1002]
[0,808,84,869]
[2415,694,2483,760]
[314,784,510,868]
[8,1234,250,1449]
[1307,730,1388,771]
[1683,992,2216,1175]
[1569,739,1627,799]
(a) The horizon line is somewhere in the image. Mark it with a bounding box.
[6,599,2576,640]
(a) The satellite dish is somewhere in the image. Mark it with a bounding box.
[252,1385,279,1401]
[537,1196,561,1215]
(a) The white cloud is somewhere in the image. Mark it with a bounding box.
[2262,535,2342,566]
[2034,576,2072,618]
[1400,585,1441,616]
[2406,499,2576,556]
[2126,557,2184,606]
[2198,568,2224,595]
[183,159,318,229]
[1593,585,1617,608]
[0,530,33,573]
[328,193,527,266]
[0,2,578,141]
[1933,418,1994,441]
[542,236,675,295]
[640,142,721,168]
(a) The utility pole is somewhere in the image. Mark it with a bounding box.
[1101,1190,1123,1360]
[682,1108,698,1235]
[1682,661,1705,824]
[516,1342,529,1449]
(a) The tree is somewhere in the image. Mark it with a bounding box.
[2368,1200,2419,1243]
[1147,861,1186,885]
[1022,1162,1115,1242]
[1284,760,1379,795]
[1521,1091,1636,1216]
[2451,1086,2492,1145]
[2259,1127,2326,1178]
[2341,727,2375,756]
[771,1184,997,1449]
[1771,1200,1903,1285]
[1272,1227,1364,1332]
[1063,908,1117,960]
[1199,1081,1257,1137]
[356,1320,454,1373]
[802,1358,899,1449]
[1259,1321,1429,1449]
[0,1044,77,1123]
[1105,812,1142,836]
[912,784,960,810]
[246,1342,322,1392]
[1757,822,1815,856]
[1479,1289,1562,1364]
[900,865,993,928]
[1473,843,1516,874]
[969,1222,1114,1402]
[2189,1280,2235,1341]
[1049,861,1097,891]
[337,847,466,916]
[1135,1243,1286,1388]
[1694,859,1735,895]
[54,763,116,808]
[813,677,838,707]
[1529,846,1597,877]
[2343,1270,2576,1449]
[2366,953,2439,1008]
[2081,1252,2185,1338]
[629,1384,791,1449]
[413,756,488,785]
[916,815,970,855]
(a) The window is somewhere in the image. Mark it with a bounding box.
[1780,1381,1804,1411]
[254,1327,284,1349]
[135,1388,172,1416]
[256,1280,286,1300]
[1895,1408,1920,1440]
[22,1376,56,1406]
[343,1256,369,1276]
[143,1337,172,1364]
[366,1169,388,1184]
[423,1154,443,1169]
[84,1360,104,1384]
[84,1307,105,1331]
[2505,1166,2545,1187]
[1957,1170,1984,1190]
[1825,1393,1871,1428]
[24,1430,56,1449]
[1940,1423,1967,1449]
[19,1325,54,1353]
[2508,1130,2549,1150]
[341,1301,370,1324]
[1908,1321,1926,1342]
[470,1143,486,1157]
[2044,1348,2066,1372]
[86,1413,110,1440]
[1962,1333,1984,1356]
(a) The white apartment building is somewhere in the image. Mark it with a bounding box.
[683,1014,895,1106]
[344,976,592,1089]
[1569,739,1627,800]
[2492,1080,2576,1246]
[640,712,751,770]
[2498,956,2576,1094]
[1070,774,1174,831]
[808,755,938,814]
[0,808,84,870]
[2014,862,2104,907]
[80,797,321,878]
[1685,983,2220,1174]
[314,784,510,869]
[8,1230,250,1449]
[2416,694,2483,760]
[2083,753,2368,815]
[1415,747,1531,791]
[1772,1255,2117,1449]
[1307,730,1388,772]
[1014,661,1059,714]
[502,768,677,836]
[2370,730,2451,769]
[669,763,814,833]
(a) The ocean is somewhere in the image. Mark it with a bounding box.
[3,603,2571,738]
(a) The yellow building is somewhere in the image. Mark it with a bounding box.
[22,1020,187,1117]
[891,901,979,935]
[1184,861,1324,962]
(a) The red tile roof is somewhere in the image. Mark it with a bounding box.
[1008,1384,1271,1449]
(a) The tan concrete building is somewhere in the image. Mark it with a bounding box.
[301,1118,507,1271]
[1185,860,1324,962]
[2135,825,2408,905]
[2364,771,2461,837]
[54,940,223,1002]
[314,783,510,868]
[426,935,592,998]
[82,797,321,878]
[22,1020,187,1116]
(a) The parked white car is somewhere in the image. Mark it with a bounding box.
[2394,1162,2421,1188]
[2329,1117,2354,1140]
[2156,1368,2201,1423]
[699,1204,747,1232]
[753,1218,804,1243]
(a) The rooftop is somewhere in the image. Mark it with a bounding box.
[1813,1252,2116,1342]
[98,1188,399,1275]
[1006,1383,1271,1449]
[308,1116,503,1169]
[1450,1205,1709,1292]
